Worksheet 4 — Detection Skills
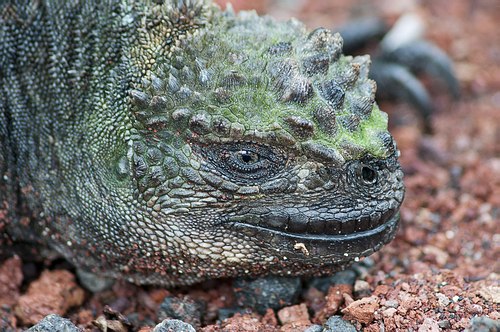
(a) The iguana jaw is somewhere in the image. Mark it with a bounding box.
[227,212,399,262]
[227,206,399,236]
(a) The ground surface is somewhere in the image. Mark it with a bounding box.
[0,0,498,331]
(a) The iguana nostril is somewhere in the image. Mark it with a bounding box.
[361,165,377,184]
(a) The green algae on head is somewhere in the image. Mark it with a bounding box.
[130,7,394,163]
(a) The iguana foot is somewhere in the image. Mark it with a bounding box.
[338,14,460,131]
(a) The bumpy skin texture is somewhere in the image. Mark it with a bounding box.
[0,0,404,286]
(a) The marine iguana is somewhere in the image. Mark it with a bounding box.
[0,0,405,286]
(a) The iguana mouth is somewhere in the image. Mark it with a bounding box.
[227,212,400,259]
[227,206,399,237]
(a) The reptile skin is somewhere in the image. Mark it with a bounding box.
[0,0,405,286]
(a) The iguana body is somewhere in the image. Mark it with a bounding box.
[0,0,404,286]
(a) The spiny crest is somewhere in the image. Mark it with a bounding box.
[129,0,211,75]
[129,4,389,160]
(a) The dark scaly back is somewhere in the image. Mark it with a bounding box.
[0,0,209,253]
[1,0,127,239]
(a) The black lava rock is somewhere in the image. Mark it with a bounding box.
[233,276,302,314]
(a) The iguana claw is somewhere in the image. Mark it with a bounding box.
[369,60,434,131]
[382,40,460,99]
[338,14,460,130]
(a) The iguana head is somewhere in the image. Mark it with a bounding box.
[109,2,404,285]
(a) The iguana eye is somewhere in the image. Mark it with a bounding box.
[199,143,286,183]
[223,147,268,174]
[236,150,260,165]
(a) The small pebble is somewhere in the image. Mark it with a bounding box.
[382,308,397,317]
[323,315,357,332]
[26,314,81,332]
[435,292,450,307]
[384,300,399,308]
[341,296,379,324]
[438,320,452,329]
[314,284,353,322]
[277,303,310,325]
[153,319,196,332]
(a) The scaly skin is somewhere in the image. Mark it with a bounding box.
[0,0,404,286]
